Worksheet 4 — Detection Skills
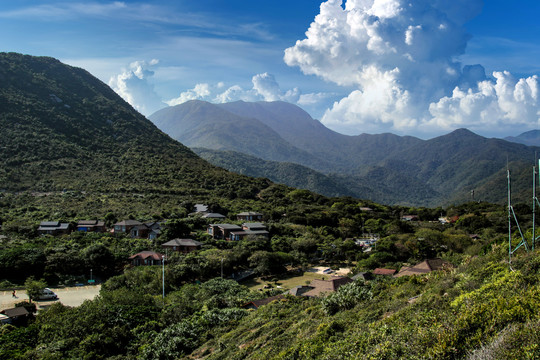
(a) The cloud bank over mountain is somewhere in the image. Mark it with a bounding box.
[109,59,334,117]
[284,0,540,137]
[105,0,540,138]
[166,72,296,105]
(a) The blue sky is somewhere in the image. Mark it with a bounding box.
[1,0,540,138]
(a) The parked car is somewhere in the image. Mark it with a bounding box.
[37,288,58,300]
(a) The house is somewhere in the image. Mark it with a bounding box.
[286,285,314,296]
[207,224,242,240]
[113,220,143,235]
[0,307,30,325]
[162,238,202,253]
[243,294,285,310]
[229,223,269,241]
[360,207,373,212]
[373,268,397,276]
[113,220,162,239]
[129,251,164,266]
[37,221,72,236]
[439,215,459,224]
[302,276,353,297]
[401,215,419,221]
[145,222,163,240]
[76,220,106,232]
[202,213,226,219]
[229,229,270,241]
[394,259,454,278]
[242,223,266,231]
[236,212,263,221]
[130,224,151,239]
[354,234,379,246]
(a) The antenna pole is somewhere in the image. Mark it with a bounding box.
[507,166,530,268]
[534,164,537,251]
[508,169,512,264]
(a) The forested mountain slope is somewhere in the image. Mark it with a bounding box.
[150,100,539,207]
[0,53,271,201]
[148,100,329,170]
[194,148,362,198]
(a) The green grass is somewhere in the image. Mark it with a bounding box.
[241,271,332,291]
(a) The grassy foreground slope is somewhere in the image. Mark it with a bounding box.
[191,247,540,359]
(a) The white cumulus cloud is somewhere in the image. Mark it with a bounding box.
[166,72,326,109]
[109,59,166,116]
[284,0,540,136]
[427,72,540,133]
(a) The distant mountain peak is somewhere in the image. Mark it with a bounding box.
[448,128,481,137]
[505,129,540,147]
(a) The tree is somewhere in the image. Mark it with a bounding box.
[162,219,191,240]
[248,251,292,276]
[24,277,47,302]
[82,243,116,278]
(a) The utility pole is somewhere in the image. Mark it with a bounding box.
[162,255,165,301]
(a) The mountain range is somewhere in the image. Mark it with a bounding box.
[3,51,535,209]
[150,100,539,206]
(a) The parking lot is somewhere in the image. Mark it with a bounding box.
[0,285,101,311]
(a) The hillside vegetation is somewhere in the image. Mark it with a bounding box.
[0,52,268,201]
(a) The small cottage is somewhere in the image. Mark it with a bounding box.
[394,259,453,277]
[162,238,202,253]
[236,212,263,221]
[38,221,72,236]
[373,268,397,276]
[76,220,106,232]
[113,220,143,235]
[207,224,243,240]
[129,251,164,266]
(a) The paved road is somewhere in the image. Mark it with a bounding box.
[0,285,101,311]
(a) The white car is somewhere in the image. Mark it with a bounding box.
[37,288,58,300]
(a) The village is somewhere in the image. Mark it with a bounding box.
[0,201,463,326]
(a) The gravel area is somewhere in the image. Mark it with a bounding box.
[0,285,101,311]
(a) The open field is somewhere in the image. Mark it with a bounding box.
[242,267,352,291]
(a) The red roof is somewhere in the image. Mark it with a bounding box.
[395,259,453,277]
[302,276,353,297]
[129,251,163,261]
[373,268,396,276]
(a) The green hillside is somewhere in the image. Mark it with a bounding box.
[0,53,277,214]
[149,101,329,170]
[194,148,361,198]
